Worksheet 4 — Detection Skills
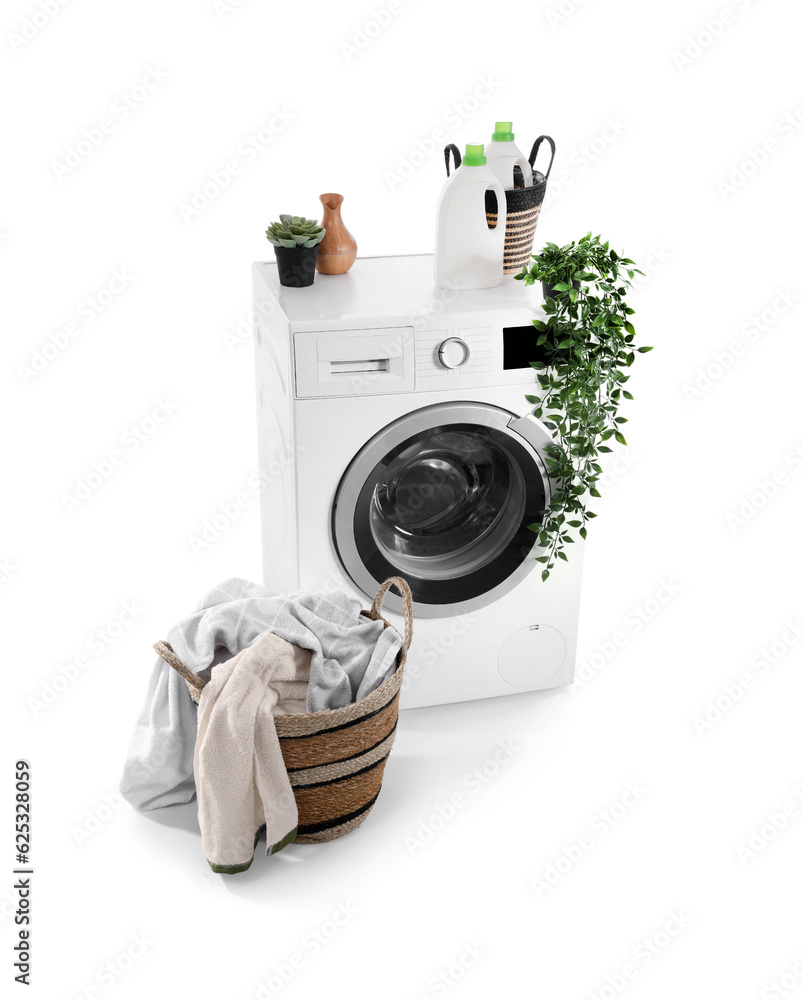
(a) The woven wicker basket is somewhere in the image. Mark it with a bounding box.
[444,136,556,275]
[154,577,413,844]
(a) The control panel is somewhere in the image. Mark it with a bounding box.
[416,326,497,382]
[291,314,542,398]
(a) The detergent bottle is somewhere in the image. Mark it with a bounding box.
[485,121,533,189]
[434,143,506,290]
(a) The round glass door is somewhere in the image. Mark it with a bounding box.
[332,402,551,617]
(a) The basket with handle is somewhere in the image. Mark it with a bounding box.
[154,576,413,844]
[444,136,557,275]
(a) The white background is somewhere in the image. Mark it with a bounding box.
[3,0,802,997]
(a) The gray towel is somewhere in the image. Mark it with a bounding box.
[120,578,401,812]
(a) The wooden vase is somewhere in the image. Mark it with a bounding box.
[316,193,357,274]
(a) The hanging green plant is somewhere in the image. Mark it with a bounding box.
[514,234,653,581]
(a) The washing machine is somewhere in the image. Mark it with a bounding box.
[252,254,584,709]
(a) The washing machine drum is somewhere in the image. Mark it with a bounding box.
[333,402,552,616]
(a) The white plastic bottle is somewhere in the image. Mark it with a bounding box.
[485,121,533,189]
[434,143,506,290]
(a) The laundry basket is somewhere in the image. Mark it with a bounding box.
[154,577,413,844]
[444,136,556,275]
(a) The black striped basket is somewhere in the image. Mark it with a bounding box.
[444,136,556,275]
[155,577,413,845]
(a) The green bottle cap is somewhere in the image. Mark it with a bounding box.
[492,121,515,142]
[463,143,487,166]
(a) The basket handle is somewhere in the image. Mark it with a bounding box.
[368,577,414,659]
[154,640,206,691]
[528,135,556,179]
[444,143,462,177]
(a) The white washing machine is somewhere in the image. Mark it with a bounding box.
[252,254,584,709]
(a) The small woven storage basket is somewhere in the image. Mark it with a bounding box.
[444,136,556,275]
[154,577,413,844]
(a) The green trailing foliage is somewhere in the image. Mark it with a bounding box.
[265,215,326,249]
[514,233,653,581]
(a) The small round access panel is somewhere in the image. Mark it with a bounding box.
[497,625,566,688]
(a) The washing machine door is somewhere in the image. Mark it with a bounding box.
[332,401,552,618]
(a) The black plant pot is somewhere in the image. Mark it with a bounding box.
[541,278,581,301]
[274,245,319,287]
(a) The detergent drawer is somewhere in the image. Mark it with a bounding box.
[294,327,414,398]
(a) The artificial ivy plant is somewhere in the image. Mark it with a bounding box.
[514,233,653,581]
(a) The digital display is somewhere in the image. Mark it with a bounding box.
[503,326,551,369]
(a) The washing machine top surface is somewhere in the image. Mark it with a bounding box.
[254,253,540,329]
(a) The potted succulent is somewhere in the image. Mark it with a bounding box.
[265,215,326,288]
[514,234,653,580]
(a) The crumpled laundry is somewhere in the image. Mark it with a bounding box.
[195,631,310,873]
[120,577,401,812]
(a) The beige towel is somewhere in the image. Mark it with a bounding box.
[194,632,311,873]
